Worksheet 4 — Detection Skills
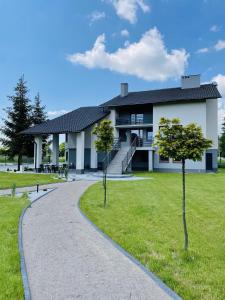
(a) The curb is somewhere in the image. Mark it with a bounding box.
[78,199,182,300]
[18,188,57,300]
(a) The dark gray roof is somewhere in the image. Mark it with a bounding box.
[22,106,109,135]
[100,84,221,107]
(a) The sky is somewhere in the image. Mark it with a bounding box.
[0,0,225,131]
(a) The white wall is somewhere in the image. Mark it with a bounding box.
[153,101,207,171]
[206,98,218,148]
[107,109,119,138]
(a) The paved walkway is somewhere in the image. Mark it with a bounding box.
[22,181,174,300]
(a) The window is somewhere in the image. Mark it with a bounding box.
[146,129,153,141]
[130,114,144,124]
[65,133,68,142]
[159,155,169,163]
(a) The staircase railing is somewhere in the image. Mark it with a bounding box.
[102,138,121,171]
[122,137,138,173]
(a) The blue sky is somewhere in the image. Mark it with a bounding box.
[0,0,225,126]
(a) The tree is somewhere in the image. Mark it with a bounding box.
[59,142,65,157]
[32,93,48,156]
[32,93,47,125]
[0,76,33,170]
[219,117,225,158]
[93,120,114,208]
[154,118,212,250]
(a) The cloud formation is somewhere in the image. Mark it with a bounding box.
[48,110,69,118]
[214,40,225,51]
[67,27,188,82]
[88,11,106,25]
[106,0,150,23]
[197,47,209,53]
[210,25,220,32]
[121,29,129,37]
[211,74,225,133]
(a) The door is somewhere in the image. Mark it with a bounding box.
[206,153,213,171]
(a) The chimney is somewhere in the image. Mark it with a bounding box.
[120,83,128,97]
[181,74,200,89]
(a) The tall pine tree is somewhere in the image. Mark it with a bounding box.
[0,76,33,170]
[32,93,47,125]
[32,93,48,156]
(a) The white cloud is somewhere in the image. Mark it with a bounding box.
[211,74,225,133]
[121,29,129,37]
[124,40,130,47]
[67,27,189,82]
[210,25,220,32]
[197,47,209,53]
[214,40,225,51]
[212,74,225,96]
[88,11,106,25]
[47,110,68,119]
[106,0,150,23]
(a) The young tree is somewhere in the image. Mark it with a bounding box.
[93,120,114,208]
[0,76,33,170]
[154,118,212,250]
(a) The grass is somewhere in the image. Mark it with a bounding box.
[0,172,62,190]
[0,195,29,299]
[80,170,225,300]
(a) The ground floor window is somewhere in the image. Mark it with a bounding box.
[159,155,169,163]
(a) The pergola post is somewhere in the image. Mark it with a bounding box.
[52,134,59,166]
[91,127,98,171]
[34,135,42,170]
[76,131,85,173]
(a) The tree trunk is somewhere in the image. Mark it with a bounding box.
[104,169,107,208]
[182,158,189,250]
[17,154,22,171]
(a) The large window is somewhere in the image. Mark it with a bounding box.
[131,113,144,124]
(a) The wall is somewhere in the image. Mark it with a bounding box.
[153,101,207,171]
[206,98,218,148]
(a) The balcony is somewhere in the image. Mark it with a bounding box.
[135,138,154,148]
[116,118,153,127]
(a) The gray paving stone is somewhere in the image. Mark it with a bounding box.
[22,181,174,300]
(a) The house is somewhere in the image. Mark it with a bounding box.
[22,75,221,174]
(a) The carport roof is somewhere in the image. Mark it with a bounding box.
[21,106,109,135]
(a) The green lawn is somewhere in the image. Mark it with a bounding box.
[0,196,29,299]
[80,170,225,300]
[0,172,62,190]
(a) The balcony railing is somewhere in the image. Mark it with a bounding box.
[116,118,152,126]
[135,138,154,147]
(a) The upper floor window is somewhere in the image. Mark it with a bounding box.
[131,113,144,124]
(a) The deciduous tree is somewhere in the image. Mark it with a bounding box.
[154,118,212,250]
[93,120,114,207]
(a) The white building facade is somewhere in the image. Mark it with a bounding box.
[23,75,221,174]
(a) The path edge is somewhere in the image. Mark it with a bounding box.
[18,188,57,300]
[78,196,182,300]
